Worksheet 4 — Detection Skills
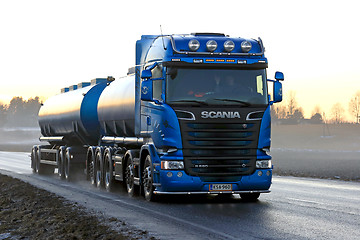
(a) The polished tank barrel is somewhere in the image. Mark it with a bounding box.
[38,81,108,145]
[97,75,136,137]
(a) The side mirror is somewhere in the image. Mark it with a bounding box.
[141,79,153,101]
[141,69,152,79]
[275,71,284,81]
[273,81,283,103]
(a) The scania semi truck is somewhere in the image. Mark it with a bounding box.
[31,33,284,201]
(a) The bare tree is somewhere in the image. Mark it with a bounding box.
[331,103,344,124]
[286,90,297,117]
[349,91,360,124]
[271,103,287,120]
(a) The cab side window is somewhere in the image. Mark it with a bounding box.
[151,65,163,101]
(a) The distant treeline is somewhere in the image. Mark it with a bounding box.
[0,97,42,128]
[271,90,360,125]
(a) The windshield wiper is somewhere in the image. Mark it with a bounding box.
[168,100,208,106]
[212,98,251,106]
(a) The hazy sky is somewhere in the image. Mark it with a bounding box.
[1,0,359,121]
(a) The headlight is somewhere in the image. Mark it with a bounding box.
[206,40,217,52]
[161,161,184,170]
[241,41,252,53]
[223,40,235,52]
[188,39,200,51]
[256,160,272,169]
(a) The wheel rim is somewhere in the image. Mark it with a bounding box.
[58,157,63,177]
[36,151,40,173]
[104,155,110,189]
[143,166,152,195]
[64,153,69,179]
[96,153,102,187]
[58,149,64,178]
[89,158,95,185]
[125,163,134,193]
[143,157,153,198]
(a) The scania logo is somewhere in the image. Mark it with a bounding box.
[201,111,241,119]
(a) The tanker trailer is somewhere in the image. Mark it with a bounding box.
[31,78,108,178]
[32,33,284,202]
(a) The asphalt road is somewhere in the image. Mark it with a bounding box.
[1,151,359,240]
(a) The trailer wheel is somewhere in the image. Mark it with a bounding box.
[142,155,157,201]
[31,147,37,173]
[104,148,115,192]
[95,148,104,188]
[64,148,73,181]
[240,193,260,202]
[87,147,96,186]
[58,147,66,179]
[125,156,137,196]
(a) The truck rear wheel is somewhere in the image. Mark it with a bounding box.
[125,156,137,196]
[95,148,104,188]
[143,155,157,201]
[104,148,115,192]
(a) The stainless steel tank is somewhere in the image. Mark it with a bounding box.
[38,80,108,145]
[97,75,136,137]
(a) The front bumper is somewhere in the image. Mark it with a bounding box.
[153,168,272,195]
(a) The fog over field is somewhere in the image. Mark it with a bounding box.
[271,124,360,181]
[0,122,359,181]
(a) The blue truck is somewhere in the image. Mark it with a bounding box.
[31,33,284,201]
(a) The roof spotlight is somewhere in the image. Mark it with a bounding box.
[188,39,200,51]
[206,40,217,52]
[241,41,252,53]
[223,40,235,52]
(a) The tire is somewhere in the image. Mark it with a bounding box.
[87,147,96,186]
[142,155,157,201]
[125,156,137,197]
[95,148,104,188]
[104,148,115,192]
[64,148,72,181]
[240,193,260,202]
[31,147,37,173]
[58,147,66,179]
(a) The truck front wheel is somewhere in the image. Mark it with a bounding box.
[142,155,157,201]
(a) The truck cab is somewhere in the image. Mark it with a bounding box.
[136,33,283,200]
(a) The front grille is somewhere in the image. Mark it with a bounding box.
[176,108,264,177]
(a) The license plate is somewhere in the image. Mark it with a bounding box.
[209,184,232,191]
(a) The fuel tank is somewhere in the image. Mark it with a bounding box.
[38,80,108,145]
[97,75,136,137]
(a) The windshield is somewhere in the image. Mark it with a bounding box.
[166,67,268,106]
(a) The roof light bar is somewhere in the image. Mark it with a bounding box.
[224,40,235,52]
[188,39,200,51]
[206,40,217,52]
[241,41,252,53]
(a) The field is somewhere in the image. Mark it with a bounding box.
[272,124,360,181]
[0,124,359,181]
